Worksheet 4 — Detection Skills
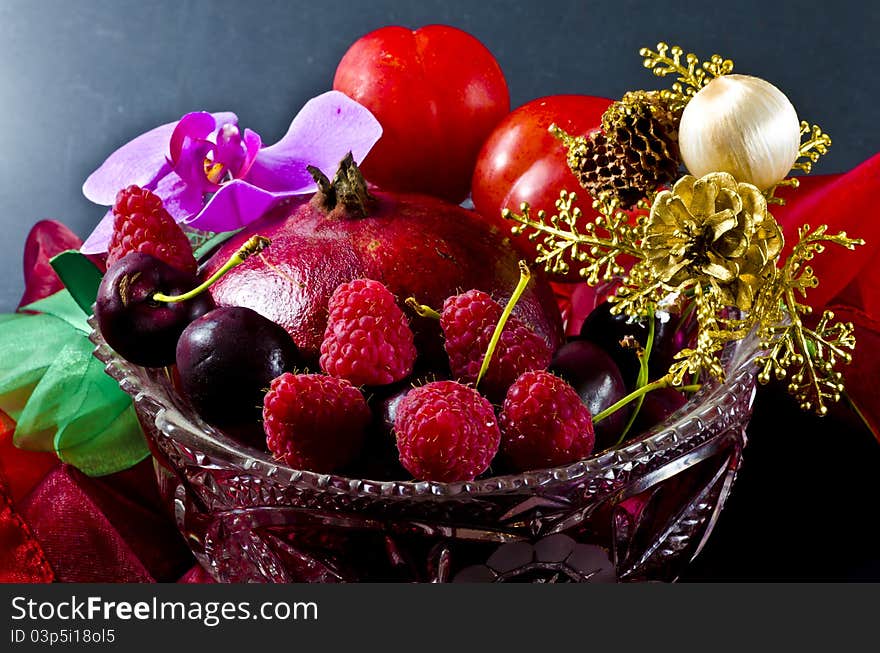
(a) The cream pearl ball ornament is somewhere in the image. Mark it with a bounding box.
[678,74,801,190]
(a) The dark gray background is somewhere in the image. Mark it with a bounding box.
[0,0,879,581]
[1,0,878,309]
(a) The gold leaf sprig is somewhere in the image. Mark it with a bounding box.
[765,122,833,205]
[793,122,832,174]
[666,283,727,385]
[505,170,864,416]
[639,42,733,109]
[503,191,643,284]
[755,224,864,414]
[609,262,685,320]
[764,178,800,206]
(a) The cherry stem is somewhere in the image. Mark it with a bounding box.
[476,261,531,388]
[405,297,441,320]
[153,235,271,303]
[616,306,655,444]
[593,375,701,424]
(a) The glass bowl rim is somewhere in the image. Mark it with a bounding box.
[90,320,759,500]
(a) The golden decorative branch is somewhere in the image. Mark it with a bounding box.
[764,122,832,205]
[503,191,642,284]
[639,42,733,108]
[755,225,864,414]
[765,178,800,206]
[793,122,832,173]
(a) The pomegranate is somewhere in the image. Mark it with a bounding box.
[203,156,563,365]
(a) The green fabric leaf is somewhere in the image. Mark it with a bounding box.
[12,330,149,476]
[52,362,133,454]
[0,295,148,476]
[55,403,149,477]
[49,250,103,314]
[0,382,38,423]
[14,337,98,450]
[0,312,81,400]
[19,289,89,333]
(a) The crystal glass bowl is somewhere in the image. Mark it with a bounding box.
[90,320,759,583]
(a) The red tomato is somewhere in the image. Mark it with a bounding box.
[472,94,611,224]
[471,95,612,280]
[333,25,510,204]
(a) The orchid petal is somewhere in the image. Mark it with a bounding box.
[237,128,262,179]
[214,123,246,176]
[169,112,221,164]
[83,171,209,254]
[182,180,299,233]
[82,112,236,206]
[246,90,382,193]
[152,173,208,223]
[171,137,218,193]
[80,208,116,255]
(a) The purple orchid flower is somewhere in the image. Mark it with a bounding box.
[81,91,382,254]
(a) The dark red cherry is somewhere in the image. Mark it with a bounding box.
[549,340,629,451]
[378,380,414,439]
[579,302,682,387]
[369,372,447,438]
[632,387,688,435]
[175,306,301,433]
[95,253,215,367]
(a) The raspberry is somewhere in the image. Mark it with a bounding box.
[320,279,417,386]
[441,290,552,400]
[499,370,595,471]
[394,380,501,482]
[263,373,370,473]
[106,185,197,274]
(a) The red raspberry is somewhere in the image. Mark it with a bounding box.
[106,185,197,274]
[394,380,501,482]
[499,370,595,471]
[263,373,370,473]
[441,290,552,400]
[320,279,417,386]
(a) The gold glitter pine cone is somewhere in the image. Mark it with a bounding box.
[643,171,783,310]
[566,91,681,208]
